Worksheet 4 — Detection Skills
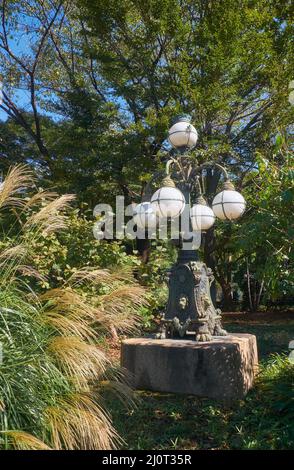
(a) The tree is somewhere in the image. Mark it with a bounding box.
[77,0,293,306]
[0,0,125,205]
[1,0,293,305]
[0,0,64,161]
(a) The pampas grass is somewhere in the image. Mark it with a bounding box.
[1,431,52,450]
[24,194,76,235]
[0,165,34,210]
[0,165,148,450]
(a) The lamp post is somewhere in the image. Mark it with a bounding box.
[133,115,246,342]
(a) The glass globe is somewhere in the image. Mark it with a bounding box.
[190,203,215,231]
[168,116,198,149]
[212,190,246,220]
[151,186,185,218]
[133,202,157,229]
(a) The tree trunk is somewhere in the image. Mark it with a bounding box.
[256,280,265,311]
[246,258,254,312]
[219,279,234,311]
[136,237,150,263]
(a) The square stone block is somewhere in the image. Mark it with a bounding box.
[121,334,258,400]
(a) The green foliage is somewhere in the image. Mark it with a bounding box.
[0,1,293,451]
[27,209,139,289]
[236,152,293,302]
[203,147,293,310]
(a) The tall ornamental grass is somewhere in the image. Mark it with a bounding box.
[0,165,146,449]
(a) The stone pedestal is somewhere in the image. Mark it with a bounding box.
[121,334,258,401]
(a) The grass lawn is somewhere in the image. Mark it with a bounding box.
[104,314,294,450]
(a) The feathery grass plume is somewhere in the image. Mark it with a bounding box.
[47,336,109,386]
[1,431,51,450]
[67,265,136,288]
[42,309,96,340]
[0,165,35,210]
[100,364,138,408]
[99,285,148,334]
[24,194,76,235]
[16,265,47,282]
[67,268,112,287]
[0,245,27,265]
[44,393,119,450]
[66,268,148,334]
[40,287,100,321]
[22,190,59,210]
[40,287,105,341]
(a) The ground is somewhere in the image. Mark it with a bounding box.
[103,312,294,450]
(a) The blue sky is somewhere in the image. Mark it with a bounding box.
[0,10,63,123]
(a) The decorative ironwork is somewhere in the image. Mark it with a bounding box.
[143,117,241,342]
[150,155,229,342]
[158,253,227,341]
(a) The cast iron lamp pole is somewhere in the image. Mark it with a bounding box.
[133,115,246,342]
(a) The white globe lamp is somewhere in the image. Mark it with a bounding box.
[151,176,185,219]
[190,197,216,231]
[212,181,246,220]
[168,115,198,149]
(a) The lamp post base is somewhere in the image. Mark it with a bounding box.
[121,334,258,400]
[162,252,227,341]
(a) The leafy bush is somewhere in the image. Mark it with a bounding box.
[0,206,140,291]
[235,152,293,306]
[230,354,294,449]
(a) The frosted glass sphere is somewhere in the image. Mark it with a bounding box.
[212,190,246,220]
[168,120,198,149]
[151,186,185,218]
[190,204,215,231]
[133,202,157,229]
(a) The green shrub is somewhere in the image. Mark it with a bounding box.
[224,354,293,450]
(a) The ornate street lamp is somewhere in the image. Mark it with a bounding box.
[134,115,245,342]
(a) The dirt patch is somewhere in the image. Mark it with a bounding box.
[106,339,121,362]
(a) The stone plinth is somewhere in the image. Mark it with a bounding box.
[121,334,258,400]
